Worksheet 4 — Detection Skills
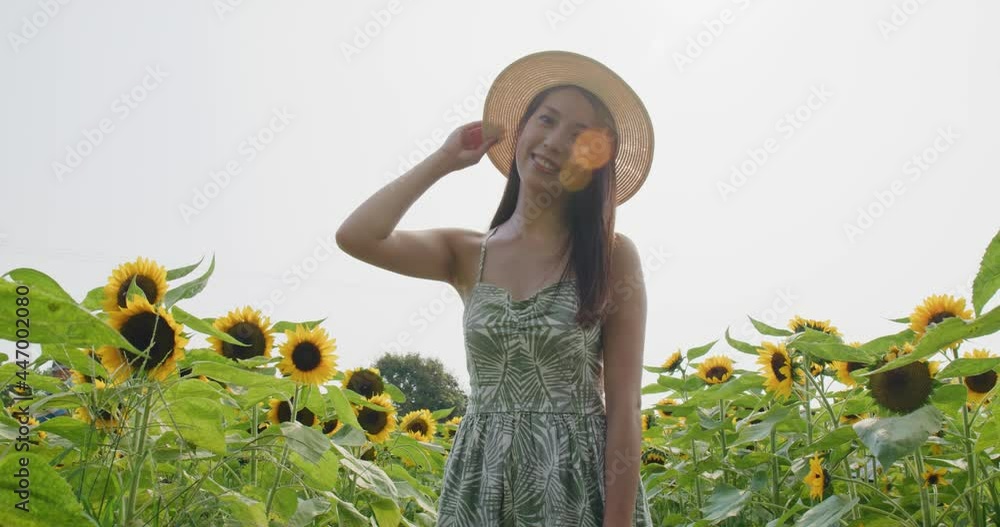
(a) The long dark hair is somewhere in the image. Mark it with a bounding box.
[487,84,619,329]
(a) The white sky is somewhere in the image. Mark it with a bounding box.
[2,1,998,409]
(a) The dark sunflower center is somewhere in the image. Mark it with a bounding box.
[358,407,387,435]
[407,419,429,435]
[706,366,728,381]
[97,409,114,421]
[116,275,159,308]
[927,474,939,485]
[276,401,316,425]
[322,419,340,434]
[965,370,998,394]
[222,322,268,360]
[348,371,385,398]
[770,353,788,382]
[847,362,864,373]
[822,469,831,490]
[118,312,176,371]
[928,312,954,325]
[291,342,322,372]
[870,361,932,413]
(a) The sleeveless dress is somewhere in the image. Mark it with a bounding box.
[435,226,653,526]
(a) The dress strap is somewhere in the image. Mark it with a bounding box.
[476,226,499,284]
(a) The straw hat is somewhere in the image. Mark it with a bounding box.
[482,50,654,206]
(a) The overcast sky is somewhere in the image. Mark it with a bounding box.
[2,1,998,408]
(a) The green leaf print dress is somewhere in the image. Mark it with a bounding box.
[435,226,653,526]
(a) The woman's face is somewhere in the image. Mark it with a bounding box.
[515,88,598,188]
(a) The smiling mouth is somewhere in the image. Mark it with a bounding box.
[531,154,560,174]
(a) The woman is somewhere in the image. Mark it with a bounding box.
[337,50,655,526]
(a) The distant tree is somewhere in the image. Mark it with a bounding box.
[373,352,467,420]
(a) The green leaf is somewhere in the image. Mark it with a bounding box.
[725,328,759,355]
[280,421,331,463]
[39,345,108,379]
[859,329,916,357]
[853,405,943,469]
[0,452,97,526]
[290,449,340,490]
[219,492,267,527]
[687,339,718,361]
[332,443,399,498]
[793,495,859,527]
[931,383,968,412]
[731,407,792,447]
[430,407,455,420]
[864,305,1000,375]
[34,416,92,446]
[807,426,859,452]
[0,280,141,355]
[163,254,216,308]
[787,341,876,363]
[326,385,362,431]
[383,381,406,403]
[271,318,326,334]
[748,316,792,337]
[125,276,147,306]
[936,357,1000,380]
[166,256,205,281]
[168,397,227,455]
[3,268,77,304]
[171,305,247,346]
[370,497,402,527]
[80,286,105,311]
[289,497,332,527]
[701,483,751,521]
[973,229,1000,316]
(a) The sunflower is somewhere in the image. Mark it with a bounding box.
[788,315,841,337]
[641,448,667,465]
[360,446,377,461]
[321,418,343,437]
[886,342,916,362]
[267,398,318,427]
[74,405,126,434]
[399,409,436,442]
[355,393,397,444]
[656,398,678,418]
[209,306,274,360]
[962,349,997,405]
[839,413,867,425]
[803,453,830,500]
[909,294,974,340]
[70,348,110,389]
[697,355,734,384]
[97,296,187,383]
[868,359,932,414]
[640,412,659,432]
[833,360,867,387]
[102,256,168,313]
[445,416,462,438]
[661,350,683,372]
[342,367,385,398]
[26,417,46,442]
[922,467,949,487]
[277,325,337,386]
[757,341,795,399]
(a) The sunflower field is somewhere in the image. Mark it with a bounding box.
[0,228,998,527]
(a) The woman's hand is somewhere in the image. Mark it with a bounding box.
[432,121,503,174]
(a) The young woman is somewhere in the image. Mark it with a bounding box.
[337,50,655,526]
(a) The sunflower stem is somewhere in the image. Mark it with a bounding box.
[124,385,155,526]
[265,384,302,516]
[251,404,259,487]
[690,437,703,510]
[962,401,983,527]
[913,449,933,527]
[769,428,780,506]
[718,399,728,484]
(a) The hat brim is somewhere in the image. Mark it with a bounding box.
[482,50,654,207]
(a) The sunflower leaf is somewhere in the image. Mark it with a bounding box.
[931,383,968,412]
[687,339,718,361]
[862,305,1000,376]
[382,381,406,403]
[169,397,226,455]
[0,279,142,355]
[724,328,759,355]
[39,344,109,380]
[325,385,363,431]
[430,407,454,420]
[859,328,916,357]
[125,276,148,306]
[935,357,1000,380]
[0,453,98,527]
[3,268,77,304]
[81,286,105,311]
[279,421,331,464]
[787,341,875,364]
[888,316,910,324]
[271,318,327,334]
[747,316,792,337]
[973,229,1000,316]
[163,254,216,308]
[792,495,859,527]
[853,405,943,469]
[701,483,752,521]
[166,256,205,281]
[171,305,247,347]
[331,443,399,498]
[731,406,792,447]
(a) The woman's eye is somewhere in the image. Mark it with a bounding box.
[539,114,553,124]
